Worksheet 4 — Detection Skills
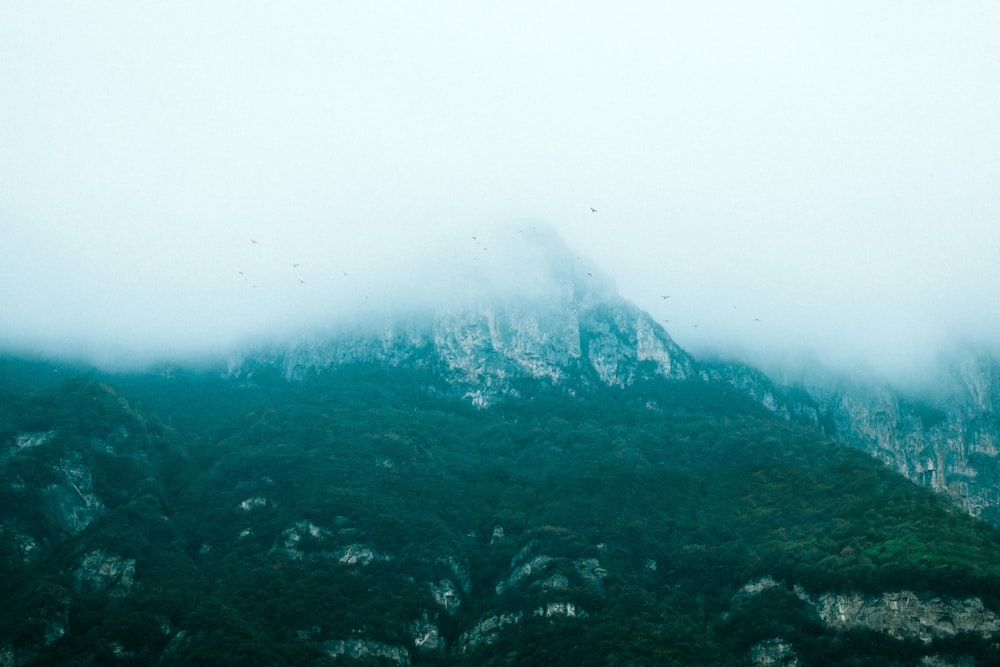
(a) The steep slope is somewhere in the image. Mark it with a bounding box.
[227,286,694,408]
[804,349,1000,523]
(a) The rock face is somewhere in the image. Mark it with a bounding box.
[494,539,607,597]
[735,576,1000,663]
[2,430,109,543]
[748,638,799,667]
[269,520,394,564]
[428,579,461,615]
[769,349,1000,524]
[73,549,136,596]
[456,612,524,655]
[409,613,445,654]
[534,602,586,619]
[321,639,411,666]
[702,350,1000,524]
[833,351,1000,523]
[812,590,1000,643]
[44,459,105,536]
[227,272,694,408]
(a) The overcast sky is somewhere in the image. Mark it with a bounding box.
[2,2,999,383]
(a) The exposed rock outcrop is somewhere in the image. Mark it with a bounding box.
[707,350,1000,525]
[268,520,393,564]
[409,612,445,654]
[321,639,411,666]
[456,612,524,654]
[736,577,1000,649]
[810,590,1000,643]
[227,273,694,408]
[74,549,135,596]
[428,578,461,615]
[747,638,799,666]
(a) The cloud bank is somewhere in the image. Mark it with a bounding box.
[2,3,998,386]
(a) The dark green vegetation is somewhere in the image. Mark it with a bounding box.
[3,355,1000,665]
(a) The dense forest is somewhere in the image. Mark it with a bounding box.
[2,355,1000,665]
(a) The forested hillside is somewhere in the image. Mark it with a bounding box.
[3,357,1000,665]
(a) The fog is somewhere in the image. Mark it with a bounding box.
[3,3,999,387]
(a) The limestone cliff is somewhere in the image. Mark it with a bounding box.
[697,348,1000,525]
[779,349,1000,523]
[227,273,694,406]
[734,575,1000,665]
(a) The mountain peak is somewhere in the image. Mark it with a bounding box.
[228,234,694,406]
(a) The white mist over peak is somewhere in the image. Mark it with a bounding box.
[0,223,620,369]
[359,225,618,316]
[2,3,999,384]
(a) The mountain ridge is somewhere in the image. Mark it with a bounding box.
[215,273,1000,526]
[224,286,695,407]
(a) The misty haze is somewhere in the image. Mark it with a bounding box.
[3,3,998,388]
[3,3,1000,666]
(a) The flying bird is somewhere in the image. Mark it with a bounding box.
[661,295,670,299]
[590,207,597,213]
[251,239,259,244]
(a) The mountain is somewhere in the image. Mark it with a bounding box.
[3,259,1000,665]
[224,258,1000,529]
[225,260,694,407]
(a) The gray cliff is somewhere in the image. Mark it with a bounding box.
[228,270,695,407]
[774,349,1000,523]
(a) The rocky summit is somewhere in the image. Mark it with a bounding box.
[227,286,694,407]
